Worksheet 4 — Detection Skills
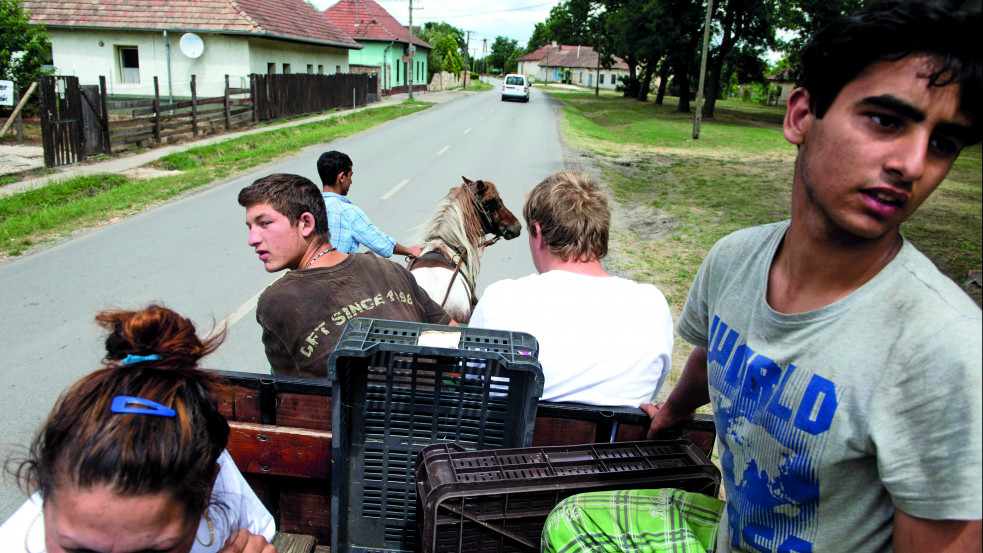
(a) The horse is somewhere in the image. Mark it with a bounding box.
[408,177,522,324]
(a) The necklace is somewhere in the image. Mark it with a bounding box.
[305,246,337,269]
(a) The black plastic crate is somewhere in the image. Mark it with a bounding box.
[416,439,721,553]
[329,319,545,553]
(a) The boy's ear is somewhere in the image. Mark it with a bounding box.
[784,87,814,146]
[298,212,316,238]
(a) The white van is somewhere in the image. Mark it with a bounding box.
[501,74,530,102]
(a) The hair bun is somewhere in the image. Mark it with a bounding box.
[95,304,223,367]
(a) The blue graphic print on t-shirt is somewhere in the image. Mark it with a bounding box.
[707,315,841,553]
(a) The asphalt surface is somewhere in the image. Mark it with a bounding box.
[0,77,565,520]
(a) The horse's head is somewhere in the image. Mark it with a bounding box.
[462,176,521,240]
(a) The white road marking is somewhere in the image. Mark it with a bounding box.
[436,145,450,156]
[463,128,471,134]
[211,286,267,337]
[381,179,409,200]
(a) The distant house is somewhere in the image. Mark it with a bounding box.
[767,67,796,106]
[519,44,629,90]
[22,0,362,97]
[322,0,431,95]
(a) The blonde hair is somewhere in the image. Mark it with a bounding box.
[523,170,609,262]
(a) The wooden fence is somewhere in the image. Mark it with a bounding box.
[39,72,375,168]
[106,74,252,150]
[39,75,87,167]
[251,73,368,121]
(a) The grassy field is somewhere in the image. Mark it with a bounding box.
[552,91,983,396]
[0,102,431,258]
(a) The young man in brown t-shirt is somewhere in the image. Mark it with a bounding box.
[239,173,454,378]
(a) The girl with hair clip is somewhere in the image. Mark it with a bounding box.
[0,305,277,553]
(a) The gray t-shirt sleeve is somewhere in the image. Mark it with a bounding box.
[870,317,983,520]
[677,242,718,348]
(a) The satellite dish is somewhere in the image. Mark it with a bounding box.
[179,33,205,59]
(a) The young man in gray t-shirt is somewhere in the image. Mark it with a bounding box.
[543,3,980,551]
[642,2,982,552]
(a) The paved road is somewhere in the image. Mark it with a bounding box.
[0,80,564,519]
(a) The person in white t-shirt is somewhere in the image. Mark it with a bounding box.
[470,170,673,407]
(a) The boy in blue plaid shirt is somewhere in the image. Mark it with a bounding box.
[317,150,422,259]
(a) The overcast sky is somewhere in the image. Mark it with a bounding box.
[311,0,564,51]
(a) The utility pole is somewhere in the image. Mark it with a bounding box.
[693,0,714,139]
[464,31,471,87]
[545,44,550,85]
[408,0,414,100]
[594,40,601,97]
[482,38,487,74]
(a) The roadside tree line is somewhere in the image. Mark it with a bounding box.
[525,0,865,117]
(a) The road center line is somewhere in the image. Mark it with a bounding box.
[381,179,409,200]
[436,145,450,156]
[211,286,268,338]
[463,128,471,135]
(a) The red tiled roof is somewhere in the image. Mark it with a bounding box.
[323,0,431,49]
[538,45,628,71]
[518,44,559,63]
[21,0,361,49]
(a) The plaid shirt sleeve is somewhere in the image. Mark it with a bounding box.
[345,203,396,258]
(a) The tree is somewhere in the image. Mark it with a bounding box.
[418,21,465,80]
[0,0,50,92]
[488,36,518,74]
[534,0,595,46]
[601,0,648,98]
[775,0,863,59]
[527,22,550,52]
[699,0,780,119]
[648,0,704,112]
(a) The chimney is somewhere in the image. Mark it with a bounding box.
[577,45,581,57]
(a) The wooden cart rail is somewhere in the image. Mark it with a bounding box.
[212,370,716,550]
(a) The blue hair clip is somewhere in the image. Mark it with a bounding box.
[120,354,161,365]
[110,395,176,418]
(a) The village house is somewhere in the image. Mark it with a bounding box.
[518,44,629,90]
[21,0,362,98]
[322,0,431,95]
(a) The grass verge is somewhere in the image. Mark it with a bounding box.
[0,102,431,257]
[552,91,983,399]
[464,80,493,92]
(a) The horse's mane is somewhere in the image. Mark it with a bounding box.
[417,185,487,288]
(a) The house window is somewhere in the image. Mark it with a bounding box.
[318,65,324,74]
[336,65,341,74]
[116,46,139,83]
[282,63,291,74]
[396,62,399,82]
[267,63,276,74]
[307,64,314,74]
[600,73,605,85]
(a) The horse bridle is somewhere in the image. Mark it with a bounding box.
[466,180,507,246]
[408,181,506,309]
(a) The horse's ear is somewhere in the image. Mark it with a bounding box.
[474,180,488,193]
[462,176,473,185]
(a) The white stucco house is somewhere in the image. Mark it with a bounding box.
[22,0,362,98]
[519,44,629,90]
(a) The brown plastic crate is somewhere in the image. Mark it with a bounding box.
[416,439,720,552]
